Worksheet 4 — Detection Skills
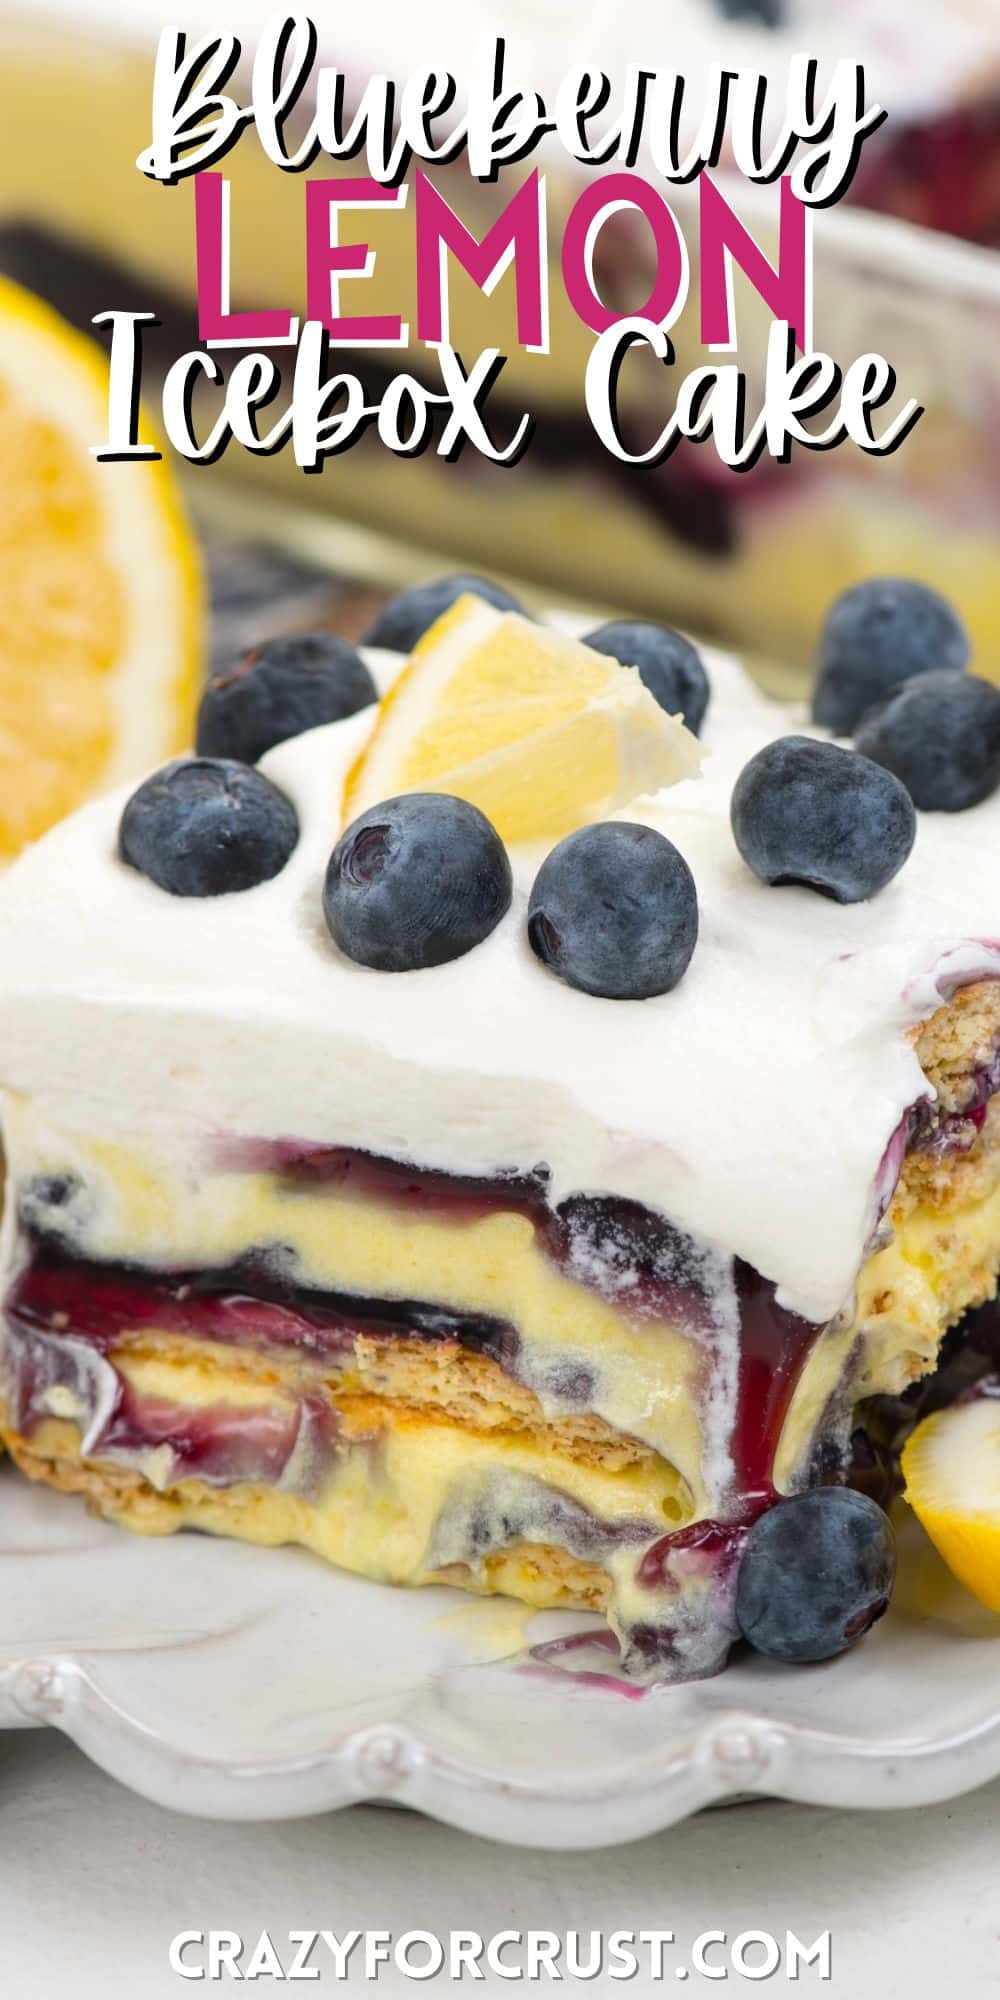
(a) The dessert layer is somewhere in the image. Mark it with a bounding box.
[6,1416,620,1624]
[5,1118,723,1499]
[9,1008,1000,1508]
[2,643,1000,1328]
[2,1394,672,1647]
[0,1253,711,1672]
[5,972,1000,1675]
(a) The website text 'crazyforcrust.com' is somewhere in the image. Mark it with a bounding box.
[168,1927,833,1983]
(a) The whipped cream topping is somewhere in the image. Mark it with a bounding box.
[0,640,998,1327]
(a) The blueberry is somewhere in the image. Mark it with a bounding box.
[528,822,698,1000]
[730,736,915,903]
[812,578,969,735]
[324,793,512,972]
[361,575,527,652]
[119,759,299,896]
[854,671,1000,813]
[196,633,377,765]
[736,1488,896,1664]
[583,620,710,735]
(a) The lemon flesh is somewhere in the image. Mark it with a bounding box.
[345,595,701,844]
[902,1398,1000,1611]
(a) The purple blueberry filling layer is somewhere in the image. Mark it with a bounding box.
[5,1247,521,1375]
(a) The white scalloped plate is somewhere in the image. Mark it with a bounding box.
[3,1466,1000,1844]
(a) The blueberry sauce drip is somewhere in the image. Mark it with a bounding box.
[636,1513,748,1593]
[729,1260,820,1501]
[526,1629,651,1701]
[635,1264,820,1600]
[6,1248,521,1375]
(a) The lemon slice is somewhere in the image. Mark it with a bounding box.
[902,1398,1000,1610]
[0,276,202,861]
[345,595,701,842]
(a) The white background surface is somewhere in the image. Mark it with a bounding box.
[0,1731,996,1998]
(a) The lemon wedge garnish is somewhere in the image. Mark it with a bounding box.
[344,595,701,843]
[902,1398,1000,1610]
[0,276,202,861]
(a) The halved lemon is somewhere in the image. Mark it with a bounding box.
[0,276,202,861]
[902,1398,1000,1610]
[345,596,701,843]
